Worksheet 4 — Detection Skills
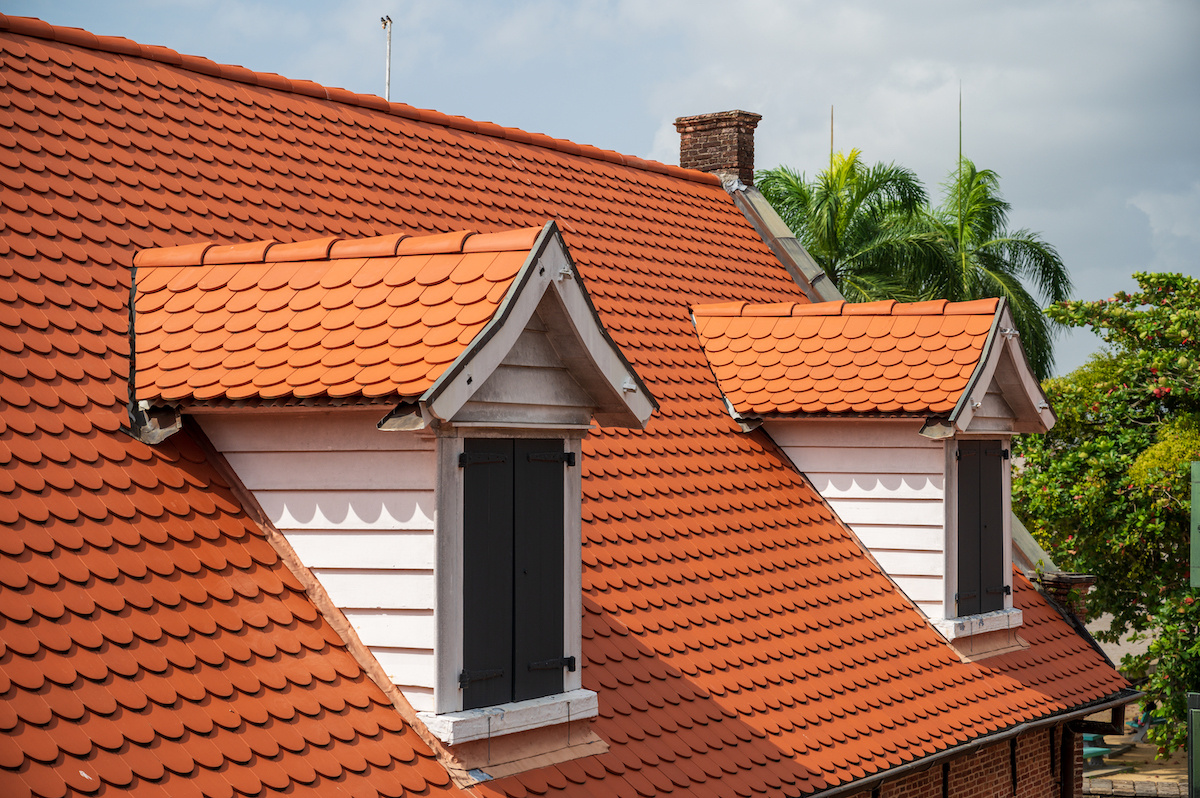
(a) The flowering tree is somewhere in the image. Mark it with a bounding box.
[1013,272,1199,753]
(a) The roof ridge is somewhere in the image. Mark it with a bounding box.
[693,296,1002,318]
[133,226,544,268]
[0,13,720,188]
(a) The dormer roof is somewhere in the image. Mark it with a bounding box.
[133,223,656,429]
[693,297,1055,433]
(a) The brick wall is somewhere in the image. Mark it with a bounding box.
[844,725,1079,798]
[673,110,762,186]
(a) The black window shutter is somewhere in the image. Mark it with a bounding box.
[957,439,1006,616]
[979,443,1006,613]
[957,440,983,617]
[461,439,514,710]
[513,439,565,702]
[461,439,566,709]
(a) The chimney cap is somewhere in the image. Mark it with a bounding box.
[673,110,762,131]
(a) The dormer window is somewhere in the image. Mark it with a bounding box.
[954,439,1008,617]
[128,222,655,774]
[460,438,571,709]
[691,297,1054,657]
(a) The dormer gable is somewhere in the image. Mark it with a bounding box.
[692,297,1054,658]
[129,223,655,777]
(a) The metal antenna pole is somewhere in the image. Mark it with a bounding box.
[381,16,393,101]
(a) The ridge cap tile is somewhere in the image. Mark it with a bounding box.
[202,239,278,266]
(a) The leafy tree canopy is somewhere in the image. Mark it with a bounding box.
[1014,272,1200,753]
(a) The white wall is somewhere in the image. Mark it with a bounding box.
[199,410,438,712]
[766,419,948,618]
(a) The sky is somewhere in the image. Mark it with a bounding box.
[7,0,1199,376]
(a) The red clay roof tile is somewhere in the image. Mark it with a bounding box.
[693,298,1002,417]
[133,226,540,405]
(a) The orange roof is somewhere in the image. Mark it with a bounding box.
[693,298,1001,417]
[134,227,540,405]
[0,15,1128,798]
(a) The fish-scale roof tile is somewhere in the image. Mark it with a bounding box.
[693,298,1001,417]
[133,227,540,405]
[1,13,1127,798]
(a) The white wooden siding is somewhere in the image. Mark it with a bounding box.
[453,318,595,427]
[766,419,948,618]
[197,411,438,701]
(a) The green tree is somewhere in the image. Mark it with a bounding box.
[918,158,1072,381]
[757,150,935,302]
[1013,272,1200,754]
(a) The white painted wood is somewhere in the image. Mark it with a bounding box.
[472,363,594,409]
[807,473,944,500]
[398,687,434,713]
[434,434,464,715]
[225,450,436,491]
[344,609,435,649]
[873,550,945,577]
[371,647,437,691]
[419,689,599,746]
[821,498,944,527]
[767,418,936,448]
[784,446,944,475]
[853,526,944,552]
[199,410,434,452]
[312,568,434,610]
[768,418,950,620]
[287,531,434,570]
[891,575,945,604]
[256,490,435,532]
[199,411,443,701]
[931,608,1023,640]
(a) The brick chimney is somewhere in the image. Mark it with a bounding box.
[674,110,762,186]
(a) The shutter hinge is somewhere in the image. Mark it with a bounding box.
[458,452,508,467]
[528,451,576,466]
[986,584,1012,596]
[459,668,504,687]
[528,656,576,672]
[985,448,1011,460]
[955,591,978,601]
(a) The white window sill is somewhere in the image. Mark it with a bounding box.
[418,689,598,746]
[931,607,1023,640]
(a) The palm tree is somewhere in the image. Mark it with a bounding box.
[758,152,1071,380]
[757,150,938,302]
[916,158,1072,381]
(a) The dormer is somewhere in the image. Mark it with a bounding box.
[130,222,655,776]
[692,297,1054,658]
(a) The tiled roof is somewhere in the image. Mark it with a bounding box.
[133,227,540,404]
[692,298,1000,416]
[0,14,1128,798]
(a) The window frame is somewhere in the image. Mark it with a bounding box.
[431,428,588,719]
[939,434,1023,636]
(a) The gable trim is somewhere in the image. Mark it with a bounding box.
[421,221,657,429]
[949,299,1055,434]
